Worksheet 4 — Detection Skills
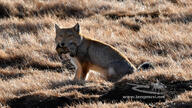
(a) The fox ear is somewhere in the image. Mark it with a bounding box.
[73,23,80,33]
[55,24,60,32]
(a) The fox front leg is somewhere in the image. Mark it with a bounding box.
[68,56,83,80]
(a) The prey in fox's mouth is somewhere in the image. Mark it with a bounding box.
[56,44,70,55]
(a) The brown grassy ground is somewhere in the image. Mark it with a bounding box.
[0,0,192,107]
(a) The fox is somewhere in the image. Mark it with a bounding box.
[55,23,154,82]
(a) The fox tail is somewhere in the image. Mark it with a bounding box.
[137,62,154,71]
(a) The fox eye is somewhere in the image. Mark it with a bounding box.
[58,42,65,47]
[69,41,75,45]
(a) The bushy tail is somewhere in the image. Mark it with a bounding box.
[137,62,154,71]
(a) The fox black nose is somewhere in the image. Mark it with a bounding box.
[61,42,65,46]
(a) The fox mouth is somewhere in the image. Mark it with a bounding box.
[56,44,70,54]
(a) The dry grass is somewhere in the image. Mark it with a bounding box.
[0,0,192,107]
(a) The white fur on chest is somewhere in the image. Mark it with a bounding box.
[66,54,79,70]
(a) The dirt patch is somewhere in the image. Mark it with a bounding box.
[6,75,191,107]
[0,72,24,80]
[0,2,94,19]
[0,22,51,34]
[100,75,192,103]
[7,94,95,108]
[120,21,141,32]
[132,36,192,59]
[167,101,192,108]
[104,11,135,20]
[7,80,109,108]
[0,55,64,72]
[0,3,11,18]
[137,11,160,19]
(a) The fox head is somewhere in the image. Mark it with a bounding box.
[55,23,82,48]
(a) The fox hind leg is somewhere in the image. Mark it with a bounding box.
[107,67,120,82]
[73,64,83,80]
